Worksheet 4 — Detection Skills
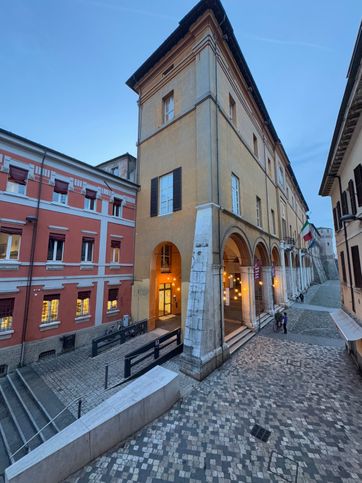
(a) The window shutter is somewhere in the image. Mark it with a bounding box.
[0,226,22,235]
[82,237,94,243]
[348,179,357,215]
[9,166,28,185]
[351,245,362,288]
[340,251,347,283]
[50,233,66,241]
[150,177,158,217]
[113,198,122,206]
[85,189,97,199]
[173,167,182,212]
[336,201,342,230]
[43,294,60,301]
[108,288,118,301]
[78,291,91,300]
[54,179,69,194]
[111,240,121,248]
[341,191,348,215]
[0,298,14,318]
[332,208,338,232]
[354,164,362,206]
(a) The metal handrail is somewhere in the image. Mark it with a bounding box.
[11,396,82,460]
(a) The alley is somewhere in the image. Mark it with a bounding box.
[66,281,362,482]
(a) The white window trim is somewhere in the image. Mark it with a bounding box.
[163,92,174,124]
[159,172,174,216]
[52,191,68,205]
[82,241,93,263]
[48,239,64,262]
[0,233,21,261]
[112,247,120,263]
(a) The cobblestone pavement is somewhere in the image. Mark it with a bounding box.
[66,282,362,483]
[302,280,341,309]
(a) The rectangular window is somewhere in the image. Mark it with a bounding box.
[231,173,240,215]
[353,164,362,207]
[280,199,287,238]
[47,234,65,261]
[271,209,276,234]
[163,92,174,123]
[76,291,90,317]
[256,196,262,227]
[278,164,285,188]
[340,251,347,283]
[111,166,119,176]
[107,288,118,312]
[348,179,357,215]
[253,134,259,158]
[333,207,338,232]
[0,227,21,260]
[81,238,94,262]
[7,165,28,195]
[161,244,171,273]
[111,240,121,263]
[159,172,174,215]
[336,201,342,230]
[341,190,348,215]
[52,179,68,204]
[229,94,236,123]
[267,158,272,176]
[0,298,14,332]
[41,294,60,323]
[351,245,362,288]
[84,189,97,211]
[112,198,122,217]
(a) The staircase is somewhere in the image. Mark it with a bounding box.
[225,311,277,355]
[0,366,76,479]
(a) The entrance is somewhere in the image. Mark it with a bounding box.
[158,283,172,316]
[254,241,270,317]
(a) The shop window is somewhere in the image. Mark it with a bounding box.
[52,179,68,204]
[111,240,121,263]
[112,198,122,217]
[41,294,60,324]
[6,165,28,195]
[47,234,65,261]
[84,189,97,211]
[0,227,21,260]
[81,238,94,262]
[107,288,118,312]
[163,91,174,123]
[0,298,14,332]
[76,291,90,317]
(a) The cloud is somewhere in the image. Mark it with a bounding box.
[243,33,333,52]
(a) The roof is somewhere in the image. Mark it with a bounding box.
[96,152,136,168]
[0,128,139,189]
[319,22,362,196]
[126,0,309,211]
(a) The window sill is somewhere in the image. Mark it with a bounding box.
[51,201,68,207]
[106,309,120,315]
[84,208,97,214]
[3,191,27,200]
[75,315,91,323]
[0,329,14,340]
[39,321,60,331]
[46,262,64,270]
[0,261,20,270]
[80,263,94,270]
[109,263,121,270]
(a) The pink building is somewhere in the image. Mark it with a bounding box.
[0,128,138,373]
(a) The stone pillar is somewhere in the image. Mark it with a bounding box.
[240,266,256,329]
[279,245,288,305]
[262,267,274,314]
[180,203,227,381]
[288,251,295,298]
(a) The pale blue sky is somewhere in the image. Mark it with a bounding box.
[1,0,361,229]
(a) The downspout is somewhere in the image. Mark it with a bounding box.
[20,150,47,366]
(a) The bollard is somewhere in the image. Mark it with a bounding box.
[105,364,109,389]
[77,399,82,419]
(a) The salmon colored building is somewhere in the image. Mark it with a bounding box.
[0,129,138,373]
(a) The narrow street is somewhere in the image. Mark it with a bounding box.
[67,281,362,483]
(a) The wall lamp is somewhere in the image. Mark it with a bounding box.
[340,213,362,223]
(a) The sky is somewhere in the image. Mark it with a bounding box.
[1,0,361,230]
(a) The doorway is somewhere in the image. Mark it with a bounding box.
[158,283,172,316]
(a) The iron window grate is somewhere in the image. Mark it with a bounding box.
[250,424,271,442]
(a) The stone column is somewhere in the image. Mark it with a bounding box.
[279,245,288,305]
[262,267,274,314]
[288,251,295,298]
[240,266,256,329]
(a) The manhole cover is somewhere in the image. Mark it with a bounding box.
[268,450,299,482]
[250,424,271,442]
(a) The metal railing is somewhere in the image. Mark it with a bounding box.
[10,397,82,460]
[91,319,147,357]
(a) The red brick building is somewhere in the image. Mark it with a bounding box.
[0,129,138,372]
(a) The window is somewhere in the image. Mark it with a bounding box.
[340,251,347,283]
[84,189,97,211]
[41,294,60,323]
[256,196,262,227]
[271,209,276,234]
[7,166,28,195]
[111,240,121,263]
[351,245,362,288]
[336,201,342,230]
[348,179,357,215]
[353,164,362,207]
[267,158,272,176]
[159,172,174,215]
[112,198,122,217]
[0,298,14,332]
[0,227,21,260]
[286,186,289,200]
[52,179,68,204]
[163,91,174,123]
[81,238,94,262]
[76,291,90,317]
[333,207,338,232]
[161,244,171,273]
[107,288,118,312]
[277,164,285,188]
[47,234,65,261]
[341,190,348,215]
[253,134,258,158]
[289,224,292,237]
[231,173,240,215]
[229,94,236,123]
[280,199,287,239]
[151,168,182,217]
[111,166,119,176]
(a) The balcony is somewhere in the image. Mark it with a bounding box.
[281,237,295,250]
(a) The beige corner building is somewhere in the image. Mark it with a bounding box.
[320,22,362,371]
[128,0,312,380]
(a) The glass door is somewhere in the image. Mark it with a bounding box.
[159,283,172,316]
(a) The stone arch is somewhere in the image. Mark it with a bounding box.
[271,246,281,266]
[253,238,271,266]
[221,226,253,266]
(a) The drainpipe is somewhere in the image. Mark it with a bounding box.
[19,151,47,367]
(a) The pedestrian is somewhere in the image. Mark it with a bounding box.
[300,293,304,303]
[283,312,288,334]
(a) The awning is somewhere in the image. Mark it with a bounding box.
[330,309,362,341]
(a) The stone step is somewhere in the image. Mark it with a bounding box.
[229,331,255,355]
[224,325,248,344]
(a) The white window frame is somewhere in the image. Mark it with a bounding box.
[256,196,262,228]
[48,239,64,262]
[112,247,120,263]
[112,199,123,217]
[0,233,21,260]
[231,173,240,216]
[159,172,174,216]
[81,240,93,262]
[163,92,174,123]
[84,196,96,211]
[52,191,67,204]
[6,180,26,195]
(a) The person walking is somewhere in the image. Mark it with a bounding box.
[300,293,304,303]
[283,312,288,334]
